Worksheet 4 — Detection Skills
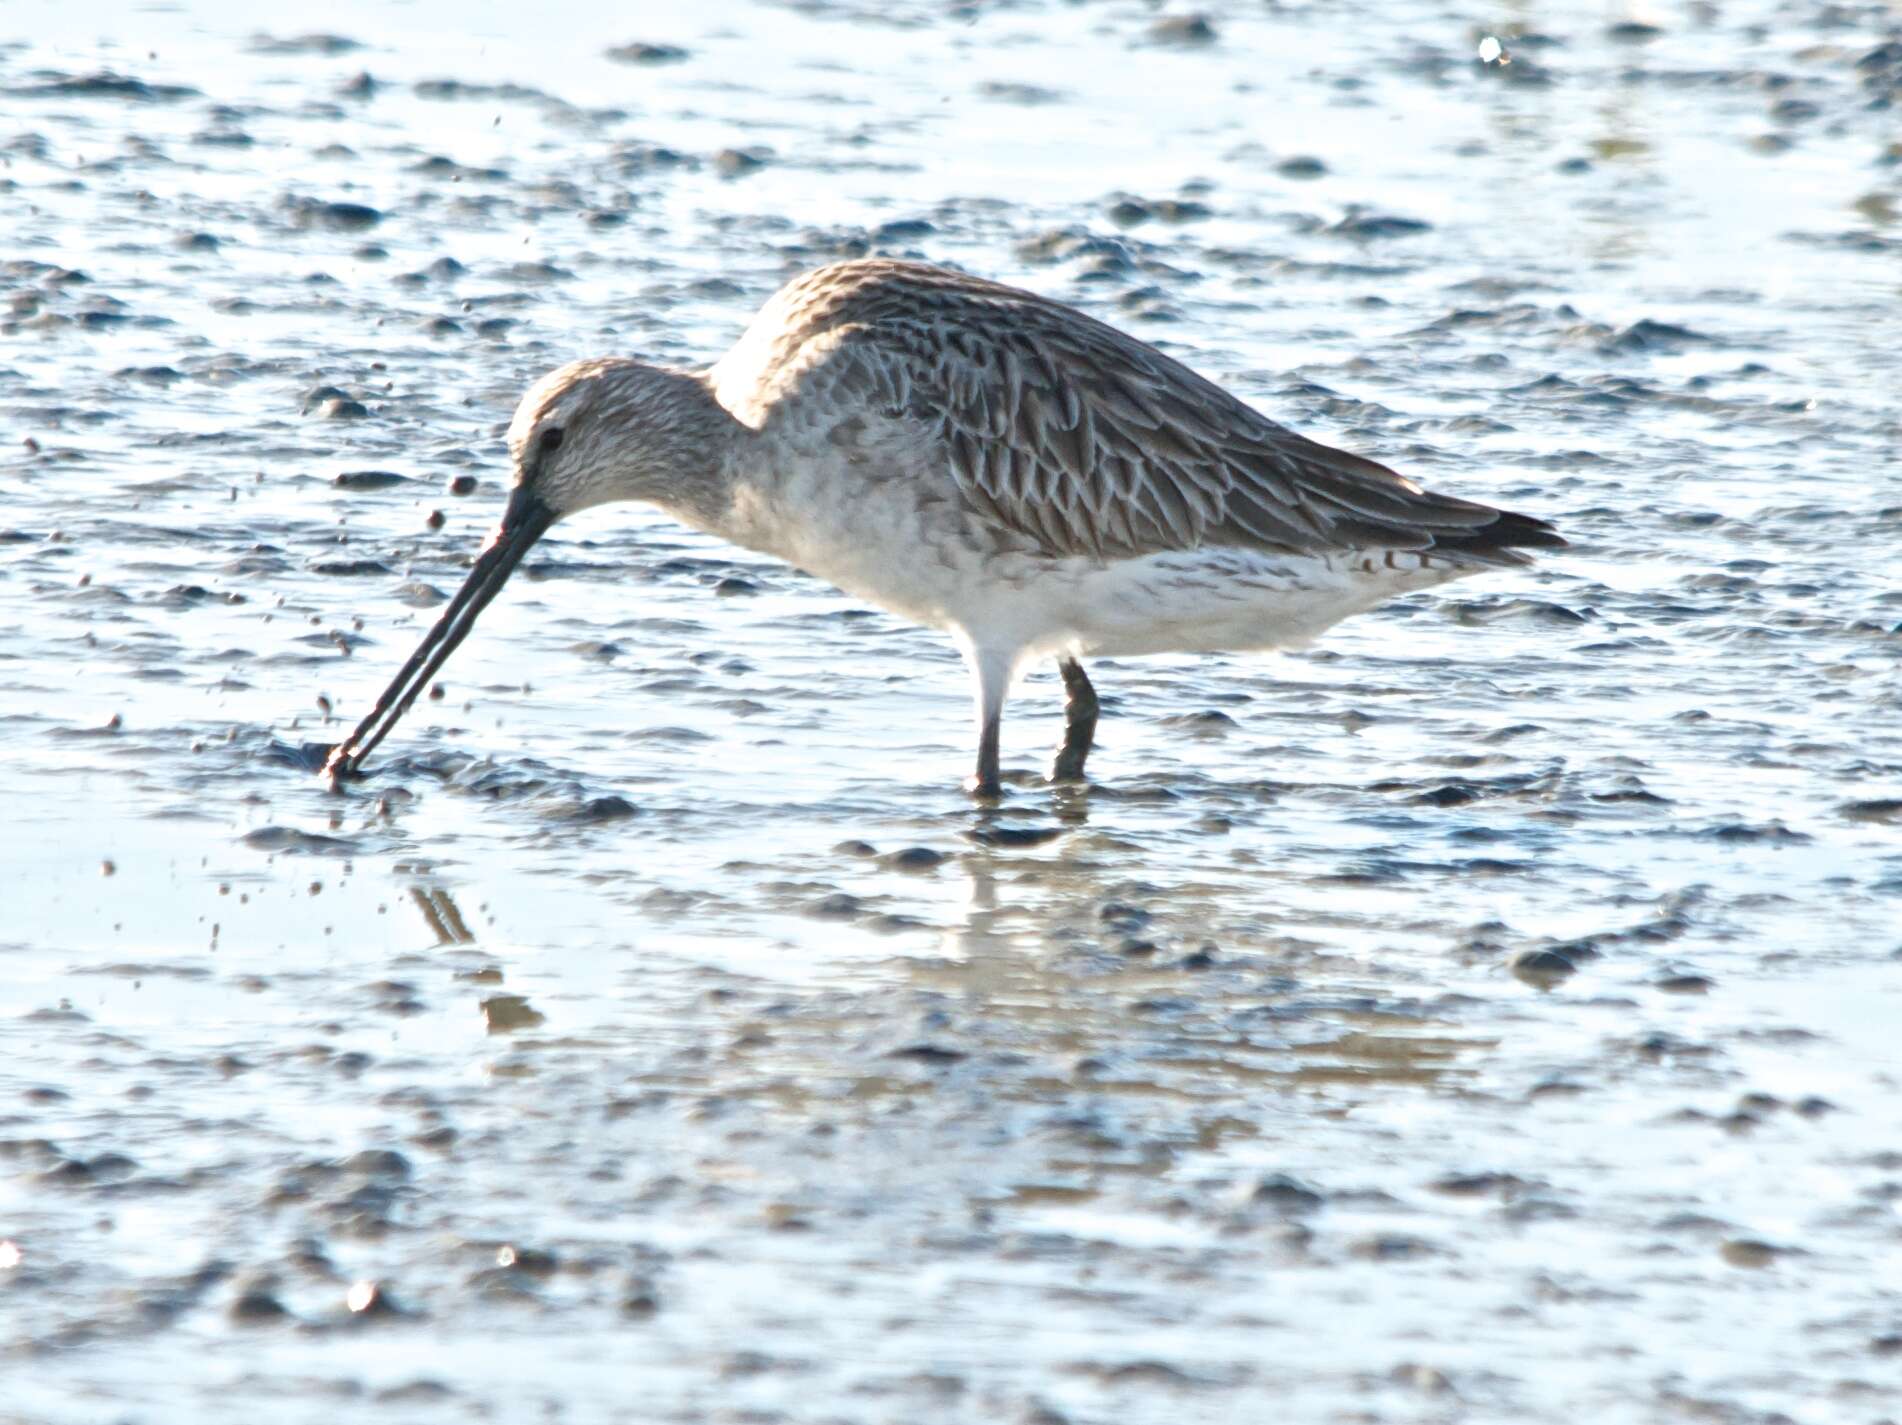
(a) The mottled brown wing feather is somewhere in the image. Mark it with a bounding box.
[752,260,1564,565]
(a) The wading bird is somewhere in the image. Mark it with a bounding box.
[324,259,1563,796]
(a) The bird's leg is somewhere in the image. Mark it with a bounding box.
[1050,656,1098,784]
[963,645,1012,799]
[970,711,1002,799]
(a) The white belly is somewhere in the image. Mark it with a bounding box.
[710,465,1475,673]
[1027,547,1470,658]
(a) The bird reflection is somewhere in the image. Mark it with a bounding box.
[931,851,1485,1096]
[410,885,476,946]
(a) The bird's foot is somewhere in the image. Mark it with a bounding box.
[1048,750,1090,784]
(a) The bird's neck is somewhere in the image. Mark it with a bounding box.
[641,383,797,560]
[616,371,755,537]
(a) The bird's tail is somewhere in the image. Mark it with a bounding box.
[1430,507,1568,567]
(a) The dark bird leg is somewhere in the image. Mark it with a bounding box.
[963,648,1011,799]
[1050,656,1098,783]
[969,712,1002,798]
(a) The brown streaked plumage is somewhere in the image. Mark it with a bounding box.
[713,260,1552,566]
[324,258,1564,796]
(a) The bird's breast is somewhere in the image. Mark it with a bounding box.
[714,457,982,632]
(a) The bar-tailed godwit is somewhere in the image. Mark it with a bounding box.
[325,259,1563,796]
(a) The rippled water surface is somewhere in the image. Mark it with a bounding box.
[4,1,1901,1420]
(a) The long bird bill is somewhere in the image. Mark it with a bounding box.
[323,485,555,779]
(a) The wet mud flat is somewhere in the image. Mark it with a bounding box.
[3,1,1901,1421]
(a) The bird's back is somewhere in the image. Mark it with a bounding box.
[708,259,1563,570]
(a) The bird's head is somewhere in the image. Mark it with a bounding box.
[322,356,733,780]
[505,357,728,520]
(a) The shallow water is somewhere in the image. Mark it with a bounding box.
[3,1,1901,1420]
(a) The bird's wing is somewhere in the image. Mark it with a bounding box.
[721,260,1563,565]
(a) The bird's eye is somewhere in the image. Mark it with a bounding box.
[541,427,564,455]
